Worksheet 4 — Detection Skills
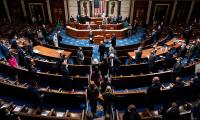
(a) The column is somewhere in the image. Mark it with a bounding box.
[186,0,195,23]
[64,0,69,23]
[146,0,152,24]
[129,0,135,24]
[46,0,52,23]
[106,1,109,17]
[21,0,27,17]
[170,0,178,23]
[3,0,11,22]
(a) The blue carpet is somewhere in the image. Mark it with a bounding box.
[49,27,145,60]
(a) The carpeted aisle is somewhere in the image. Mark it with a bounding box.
[49,27,145,61]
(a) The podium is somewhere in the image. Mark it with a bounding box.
[94,35,104,44]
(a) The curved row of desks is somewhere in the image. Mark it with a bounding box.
[0,99,84,120]
[66,26,128,39]
[69,22,124,30]
[0,61,90,90]
[0,67,195,109]
[112,60,198,90]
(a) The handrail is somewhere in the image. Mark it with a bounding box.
[81,109,85,120]
[116,109,120,120]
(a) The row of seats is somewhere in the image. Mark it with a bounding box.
[0,99,84,120]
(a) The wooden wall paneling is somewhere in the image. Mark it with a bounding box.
[190,1,200,23]
[49,0,65,24]
[0,0,7,21]
[133,0,148,25]
[149,0,174,24]
[173,1,191,24]
[6,0,24,23]
[24,0,49,24]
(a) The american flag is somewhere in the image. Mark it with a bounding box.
[94,0,105,17]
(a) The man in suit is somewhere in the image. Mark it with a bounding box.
[27,81,43,109]
[102,86,115,114]
[10,35,18,49]
[135,48,142,64]
[123,104,141,120]
[87,81,99,115]
[111,34,116,48]
[128,24,133,38]
[61,61,71,90]
[57,31,62,44]
[77,47,84,65]
[89,31,94,44]
[187,41,196,63]
[162,102,180,120]
[169,77,184,103]
[173,58,183,81]
[148,51,156,73]
[145,77,161,116]
[99,41,106,62]
[17,47,26,67]
[179,43,187,59]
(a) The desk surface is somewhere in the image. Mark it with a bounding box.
[128,39,182,59]
[33,45,71,59]
[66,26,128,39]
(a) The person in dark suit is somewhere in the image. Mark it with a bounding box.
[123,104,141,120]
[100,58,109,79]
[10,35,18,49]
[111,34,116,48]
[179,43,187,59]
[89,31,94,44]
[99,41,106,62]
[164,48,175,69]
[70,16,75,22]
[148,51,156,73]
[187,41,196,63]
[102,86,115,114]
[27,58,37,81]
[191,100,200,120]
[162,102,180,120]
[173,58,183,80]
[61,62,71,90]
[57,31,62,44]
[56,54,66,73]
[17,47,26,67]
[169,77,184,104]
[145,77,161,116]
[135,48,142,64]
[77,47,84,65]
[76,14,81,23]
[87,81,99,115]
[27,41,33,56]
[27,81,43,109]
[189,71,200,101]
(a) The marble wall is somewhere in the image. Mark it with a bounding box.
[68,0,78,18]
[120,0,130,19]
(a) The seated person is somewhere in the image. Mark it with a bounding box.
[123,104,141,120]
[162,102,180,120]
[70,16,75,22]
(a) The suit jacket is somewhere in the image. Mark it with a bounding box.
[99,44,106,54]
[173,62,182,75]
[135,51,142,63]
[148,54,156,68]
[111,36,116,47]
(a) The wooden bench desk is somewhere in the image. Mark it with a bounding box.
[33,45,71,59]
